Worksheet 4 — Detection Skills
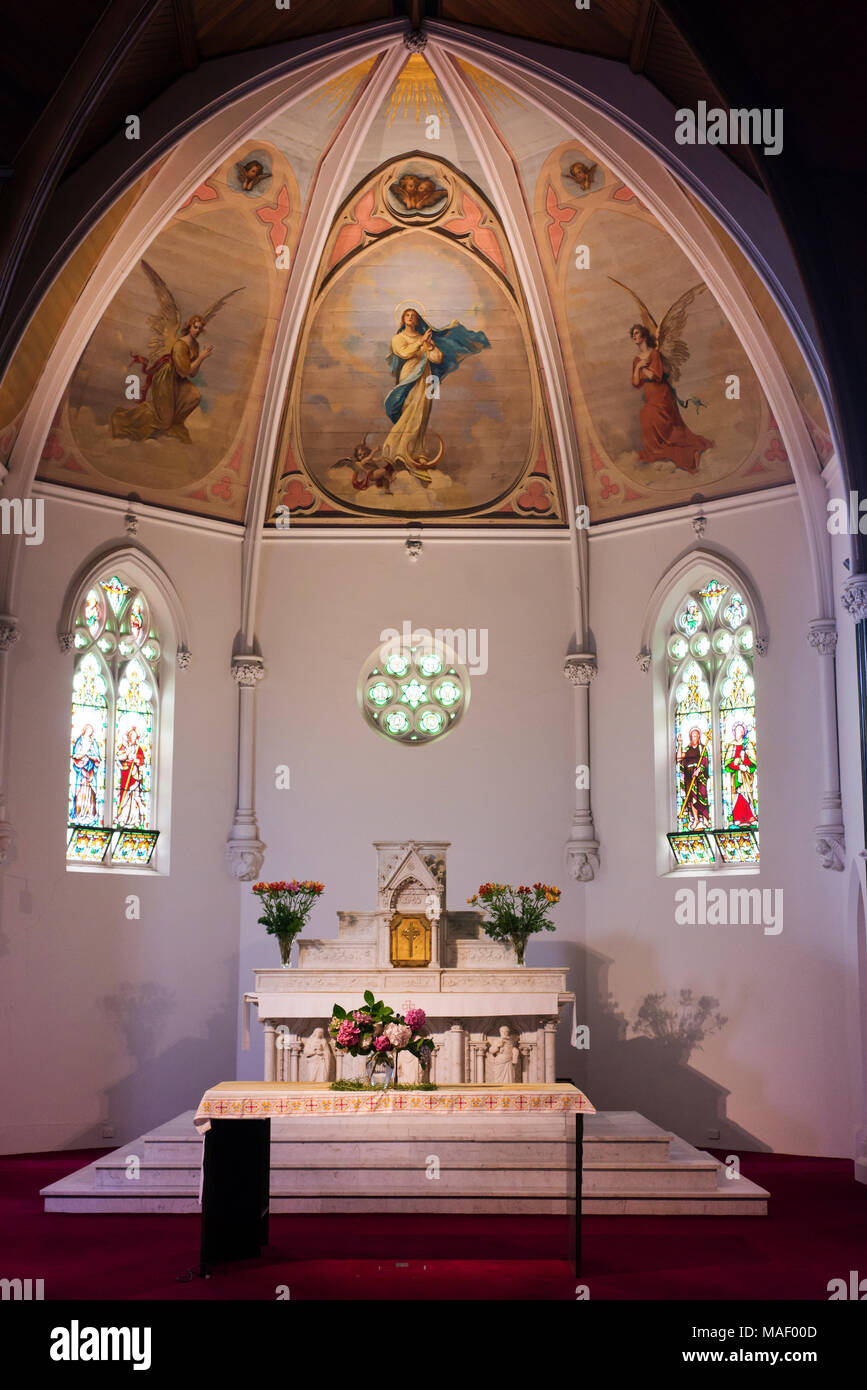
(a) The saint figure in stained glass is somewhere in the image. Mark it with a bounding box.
[70,723,103,822]
[115,724,148,827]
[724,721,757,825]
[677,726,711,829]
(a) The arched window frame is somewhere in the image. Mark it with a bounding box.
[639,548,768,876]
[59,543,190,875]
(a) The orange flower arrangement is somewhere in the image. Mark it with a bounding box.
[467,881,561,965]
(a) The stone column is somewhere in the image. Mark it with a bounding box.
[543,1019,558,1082]
[841,575,867,1184]
[519,1043,532,1082]
[287,1038,302,1084]
[0,615,21,866]
[807,618,846,869]
[563,655,600,881]
[226,655,266,880]
[470,1038,486,1083]
[446,1023,464,1083]
[262,1020,276,1082]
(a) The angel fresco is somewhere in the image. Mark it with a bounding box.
[110,260,244,445]
[610,278,714,475]
[389,172,446,212]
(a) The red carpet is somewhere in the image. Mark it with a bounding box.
[3,1146,865,1300]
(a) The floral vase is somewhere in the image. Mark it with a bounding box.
[365,1052,396,1088]
[511,937,527,966]
[276,934,293,967]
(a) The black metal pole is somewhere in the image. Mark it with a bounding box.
[574,1112,584,1277]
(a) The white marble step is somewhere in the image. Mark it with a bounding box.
[40,1109,769,1215]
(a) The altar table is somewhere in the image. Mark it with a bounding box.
[194,1081,595,1129]
[194,1083,593,1275]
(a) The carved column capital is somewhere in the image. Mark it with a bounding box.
[0,819,14,864]
[635,648,651,673]
[404,27,427,52]
[842,573,867,623]
[754,635,769,657]
[563,653,597,685]
[176,647,192,670]
[57,630,74,653]
[0,616,20,651]
[566,840,600,882]
[231,654,266,686]
[225,838,266,881]
[807,619,837,656]
[815,829,845,871]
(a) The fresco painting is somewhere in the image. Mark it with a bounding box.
[291,231,536,515]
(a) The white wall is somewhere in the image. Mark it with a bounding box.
[0,498,242,1152]
[237,535,576,1077]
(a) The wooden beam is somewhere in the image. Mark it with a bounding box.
[0,0,162,348]
[171,0,199,71]
[629,0,657,73]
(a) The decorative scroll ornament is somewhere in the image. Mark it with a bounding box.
[176,647,192,670]
[225,838,266,881]
[566,840,600,882]
[636,648,651,673]
[815,829,845,871]
[231,654,266,686]
[807,619,838,657]
[563,654,597,685]
[841,573,867,623]
[0,616,20,651]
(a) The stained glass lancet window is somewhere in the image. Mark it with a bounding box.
[666,577,759,867]
[67,576,160,865]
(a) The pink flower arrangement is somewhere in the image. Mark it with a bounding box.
[328,992,435,1088]
[385,1022,412,1049]
[336,1020,361,1047]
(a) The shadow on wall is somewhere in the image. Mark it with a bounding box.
[552,941,771,1152]
[65,982,237,1149]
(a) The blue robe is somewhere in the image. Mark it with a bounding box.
[384,317,490,425]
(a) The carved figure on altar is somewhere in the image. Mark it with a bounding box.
[487,1025,519,1083]
[301,1027,334,1083]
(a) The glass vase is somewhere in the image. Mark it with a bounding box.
[365,1052,396,1088]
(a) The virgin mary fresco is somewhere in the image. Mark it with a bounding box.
[337,305,490,490]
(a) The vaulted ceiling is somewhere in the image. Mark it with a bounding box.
[0,8,835,536]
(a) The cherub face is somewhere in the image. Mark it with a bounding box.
[400,175,419,192]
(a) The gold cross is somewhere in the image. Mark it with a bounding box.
[401,920,421,947]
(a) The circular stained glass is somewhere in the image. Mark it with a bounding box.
[358,634,470,745]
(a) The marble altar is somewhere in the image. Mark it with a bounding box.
[243,841,576,1084]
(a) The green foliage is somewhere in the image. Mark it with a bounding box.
[329,1080,438,1092]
